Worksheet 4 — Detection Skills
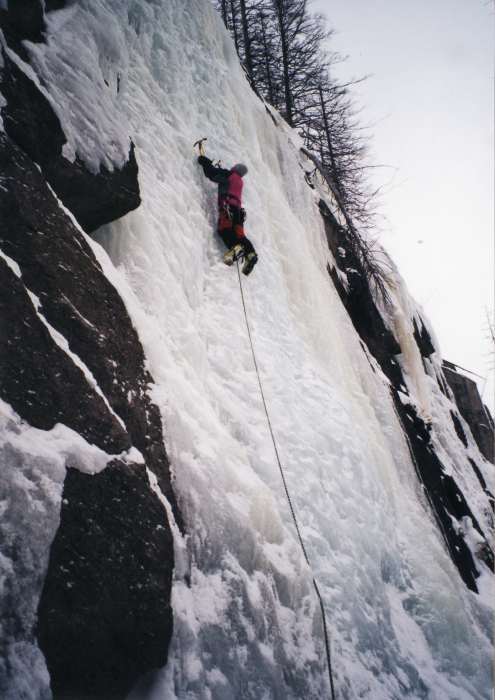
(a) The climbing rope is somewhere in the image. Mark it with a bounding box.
[236,262,337,700]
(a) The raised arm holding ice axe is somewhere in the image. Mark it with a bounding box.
[195,138,258,276]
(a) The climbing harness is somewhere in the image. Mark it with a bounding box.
[221,195,247,225]
[236,262,337,700]
[222,198,235,223]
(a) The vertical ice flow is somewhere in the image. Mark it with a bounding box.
[20,0,493,698]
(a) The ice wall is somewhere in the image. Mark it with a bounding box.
[10,0,494,698]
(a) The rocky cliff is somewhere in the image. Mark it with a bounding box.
[319,199,494,591]
[0,2,180,698]
[442,361,494,464]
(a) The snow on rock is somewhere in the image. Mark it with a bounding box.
[26,1,131,174]
[0,82,178,697]
[0,10,141,233]
[0,400,112,700]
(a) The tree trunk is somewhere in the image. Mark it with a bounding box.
[220,0,228,27]
[239,0,253,79]
[259,12,275,106]
[229,0,240,53]
[275,1,293,126]
[319,84,341,194]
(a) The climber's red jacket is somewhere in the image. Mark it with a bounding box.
[198,156,243,210]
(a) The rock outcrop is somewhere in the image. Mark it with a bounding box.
[0,2,181,697]
[0,0,140,234]
[0,132,178,698]
[36,462,174,700]
[0,50,141,233]
[319,198,494,593]
[0,0,46,61]
[443,361,494,465]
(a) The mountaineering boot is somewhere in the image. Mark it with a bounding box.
[223,244,244,266]
[242,252,258,276]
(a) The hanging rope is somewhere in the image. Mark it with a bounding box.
[236,262,337,700]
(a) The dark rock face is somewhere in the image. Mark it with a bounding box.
[0,127,180,696]
[443,363,494,464]
[450,410,468,448]
[36,462,174,700]
[0,132,182,528]
[0,43,140,233]
[0,0,45,42]
[413,317,435,358]
[0,257,131,454]
[45,0,68,12]
[319,201,405,389]
[0,7,182,692]
[0,127,180,697]
[319,199,494,592]
[0,0,67,62]
[1,51,66,161]
[48,143,141,234]
[0,0,45,61]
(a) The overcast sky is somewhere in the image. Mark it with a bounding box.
[313,0,494,414]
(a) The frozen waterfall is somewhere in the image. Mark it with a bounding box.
[2,0,493,698]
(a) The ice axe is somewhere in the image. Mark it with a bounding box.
[193,137,207,156]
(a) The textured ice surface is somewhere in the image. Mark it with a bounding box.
[3,0,492,698]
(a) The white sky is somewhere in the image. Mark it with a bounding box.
[313,0,494,415]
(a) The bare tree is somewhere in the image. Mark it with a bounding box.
[212,0,380,240]
[481,308,495,405]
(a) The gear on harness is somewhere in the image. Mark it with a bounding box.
[222,195,247,225]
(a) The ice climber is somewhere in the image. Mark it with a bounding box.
[198,155,258,276]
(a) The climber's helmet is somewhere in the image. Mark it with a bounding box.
[233,163,248,178]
